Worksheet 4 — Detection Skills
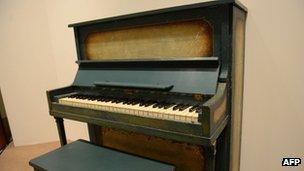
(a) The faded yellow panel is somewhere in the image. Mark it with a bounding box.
[85,20,213,60]
[100,127,205,171]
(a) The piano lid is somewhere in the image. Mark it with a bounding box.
[73,58,219,95]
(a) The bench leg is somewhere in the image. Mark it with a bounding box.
[54,117,67,146]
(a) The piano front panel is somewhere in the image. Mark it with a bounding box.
[100,127,205,171]
[84,20,213,60]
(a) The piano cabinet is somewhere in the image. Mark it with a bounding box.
[47,1,247,171]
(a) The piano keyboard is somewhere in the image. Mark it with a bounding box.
[58,95,201,123]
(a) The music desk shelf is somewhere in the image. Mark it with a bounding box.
[29,139,175,171]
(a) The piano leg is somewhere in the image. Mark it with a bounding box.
[87,124,102,145]
[215,126,231,171]
[54,117,67,146]
[205,141,216,171]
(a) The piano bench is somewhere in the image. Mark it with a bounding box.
[29,139,175,171]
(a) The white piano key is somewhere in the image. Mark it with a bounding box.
[58,96,199,123]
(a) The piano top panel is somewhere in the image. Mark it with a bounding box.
[84,20,213,60]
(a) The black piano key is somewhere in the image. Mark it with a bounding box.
[131,100,140,105]
[121,98,130,104]
[157,105,164,109]
[77,95,84,99]
[163,103,175,109]
[113,99,120,103]
[176,104,185,111]
[73,96,79,99]
[118,99,124,102]
[157,101,167,109]
[189,105,199,112]
[139,100,149,106]
[196,107,202,113]
[69,94,77,98]
[81,95,87,99]
[97,97,104,101]
[122,100,128,104]
[128,99,134,104]
[126,99,134,105]
[152,103,159,108]
[72,95,78,98]
[144,101,155,107]
[173,104,182,111]
[152,101,163,108]
[104,98,111,102]
[92,96,99,100]
[189,104,204,113]
[139,100,146,106]
[112,99,121,103]
[179,104,191,111]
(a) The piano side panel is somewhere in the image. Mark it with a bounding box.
[84,20,213,60]
[230,6,246,171]
[100,127,205,171]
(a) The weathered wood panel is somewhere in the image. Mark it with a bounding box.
[101,127,205,171]
[85,20,213,60]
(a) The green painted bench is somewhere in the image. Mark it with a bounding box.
[29,139,175,171]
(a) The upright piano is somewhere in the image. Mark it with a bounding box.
[47,1,247,170]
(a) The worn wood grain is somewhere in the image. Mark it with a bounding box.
[85,20,213,60]
[101,127,205,171]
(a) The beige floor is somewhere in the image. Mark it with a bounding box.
[0,141,61,171]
